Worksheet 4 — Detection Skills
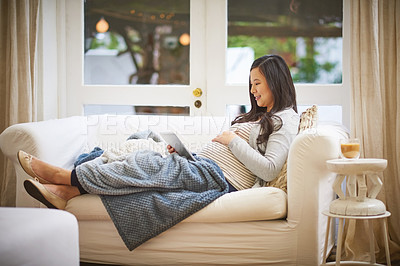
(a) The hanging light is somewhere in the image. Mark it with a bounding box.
[179,33,190,46]
[96,17,109,33]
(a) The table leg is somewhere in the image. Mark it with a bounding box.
[366,219,376,264]
[382,218,392,266]
[368,174,383,199]
[356,174,367,201]
[323,216,331,263]
[333,174,346,199]
[336,218,344,266]
[347,175,357,198]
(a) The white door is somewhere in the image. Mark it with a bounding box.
[65,0,207,117]
[64,0,349,125]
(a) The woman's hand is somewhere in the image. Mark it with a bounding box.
[212,131,237,145]
[167,145,177,154]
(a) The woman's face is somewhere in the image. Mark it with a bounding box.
[250,67,274,111]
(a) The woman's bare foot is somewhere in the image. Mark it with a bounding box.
[45,184,81,201]
[30,157,72,185]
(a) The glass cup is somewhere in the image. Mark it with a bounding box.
[340,138,360,159]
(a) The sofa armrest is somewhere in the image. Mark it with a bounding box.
[287,125,348,264]
[0,116,88,207]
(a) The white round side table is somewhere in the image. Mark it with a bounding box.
[327,159,387,216]
[322,211,391,266]
[321,158,391,266]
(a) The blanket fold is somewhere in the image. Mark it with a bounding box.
[75,149,227,250]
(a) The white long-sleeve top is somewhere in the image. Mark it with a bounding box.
[199,108,299,190]
[229,108,300,187]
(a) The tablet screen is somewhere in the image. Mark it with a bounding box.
[160,131,196,161]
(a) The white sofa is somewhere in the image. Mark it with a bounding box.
[0,207,79,266]
[0,114,348,265]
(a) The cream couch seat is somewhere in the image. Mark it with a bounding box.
[0,114,348,265]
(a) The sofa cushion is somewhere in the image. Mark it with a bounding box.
[66,187,287,223]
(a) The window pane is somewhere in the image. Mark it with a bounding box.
[227,104,342,124]
[227,0,342,84]
[84,104,190,116]
[84,0,190,85]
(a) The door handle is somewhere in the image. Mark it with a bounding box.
[193,88,202,97]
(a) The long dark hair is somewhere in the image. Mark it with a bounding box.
[232,54,297,145]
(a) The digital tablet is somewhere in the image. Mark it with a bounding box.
[160,131,196,161]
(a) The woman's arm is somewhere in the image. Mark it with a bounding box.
[228,112,299,182]
[228,130,291,182]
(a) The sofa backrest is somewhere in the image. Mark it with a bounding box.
[85,115,232,153]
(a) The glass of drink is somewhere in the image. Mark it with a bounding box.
[340,138,360,159]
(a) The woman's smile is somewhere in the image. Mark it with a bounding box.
[250,67,274,110]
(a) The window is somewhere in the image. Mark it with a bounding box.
[61,0,349,126]
[84,0,190,85]
[226,0,343,84]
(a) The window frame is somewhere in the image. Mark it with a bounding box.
[206,0,350,127]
